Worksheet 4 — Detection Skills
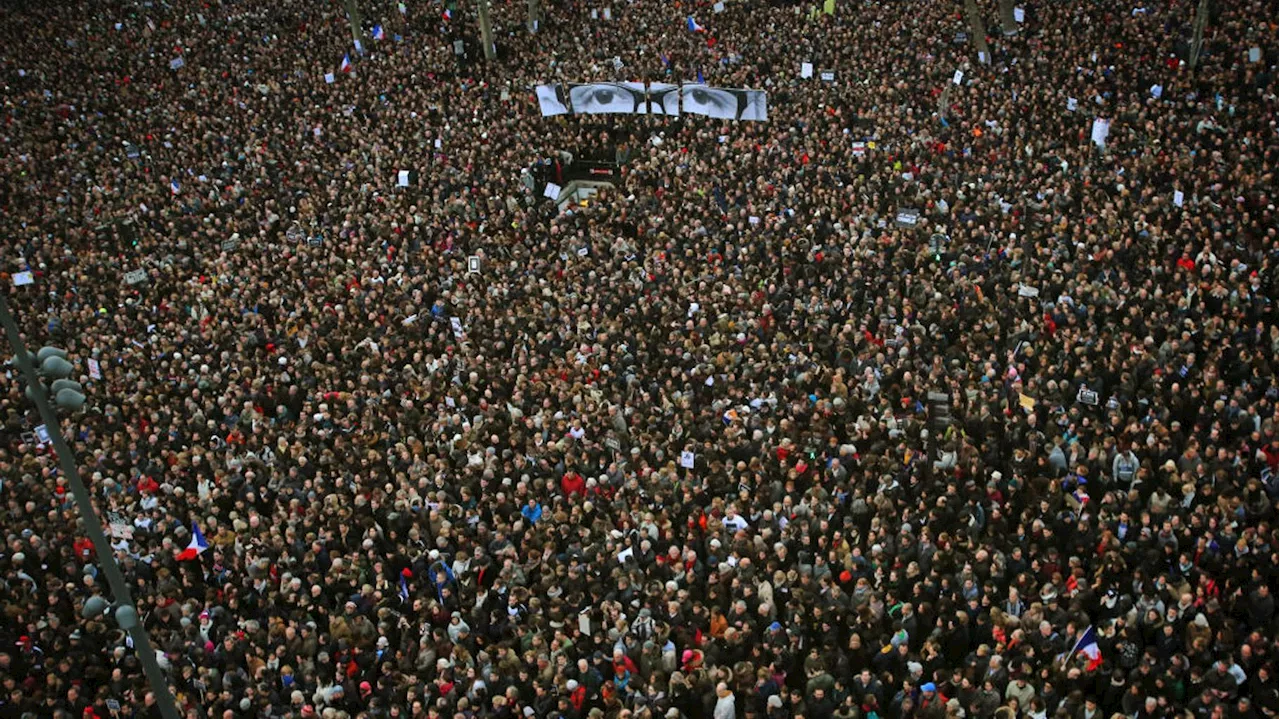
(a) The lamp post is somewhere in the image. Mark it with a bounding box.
[0,293,181,719]
[478,0,496,60]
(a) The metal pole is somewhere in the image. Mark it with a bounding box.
[527,0,540,33]
[344,0,362,44]
[997,0,1017,35]
[963,0,991,64]
[0,294,181,719]
[478,0,496,60]
[1188,0,1209,69]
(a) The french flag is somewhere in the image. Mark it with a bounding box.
[169,179,180,195]
[399,572,411,603]
[686,16,705,32]
[339,54,353,73]
[1070,626,1103,671]
[373,24,385,40]
[442,8,452,20]
[176,522,209,561]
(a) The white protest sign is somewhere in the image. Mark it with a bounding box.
[324,72,335,84]
[1090,117,1111,148]
[87,358,102,380]
[603,7,612,18]
[1248,47,1260,63]
[617,546,634,564]
[1173,190,1184,207]
[1066,97,1078,112]
[680,451,695,469]
[748,216,760,225]
[800,62,814,78]
[952,69,964,85]
[468,256,481,274]
[12,271,33,286]
[34,425,50,446]
[978,51,987,64]
[820,70,835,82]
[713,1,724,11]
[543,182,562,200]
[124,269,147,285]
[397,170,411,187]
[1013,6,1025,22]
[450,317,464,337]
[1150,84,1162,99]
[169,57,185,70]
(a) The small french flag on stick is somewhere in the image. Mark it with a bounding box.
[686,16,705,32]
[442,8,452,21]
[373,24,385,40]
[169,179,180,195]
[176,522,209,561]
[1068,625,1103,671]
[339,54,353,73]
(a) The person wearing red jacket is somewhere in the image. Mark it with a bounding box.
[561,471,585,497]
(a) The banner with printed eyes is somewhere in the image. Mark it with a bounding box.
[680,86,768,121]
[535,84,570,116]
[537,83,766,119]
[567,82,650,114]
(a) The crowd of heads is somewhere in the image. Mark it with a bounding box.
[0,0,1275,716]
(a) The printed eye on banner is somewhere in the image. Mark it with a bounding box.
[680,85,767,121]
[567,82,649,114]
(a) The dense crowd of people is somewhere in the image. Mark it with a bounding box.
[0,0,1275,715]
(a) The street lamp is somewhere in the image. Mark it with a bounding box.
[0,293,181,719]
